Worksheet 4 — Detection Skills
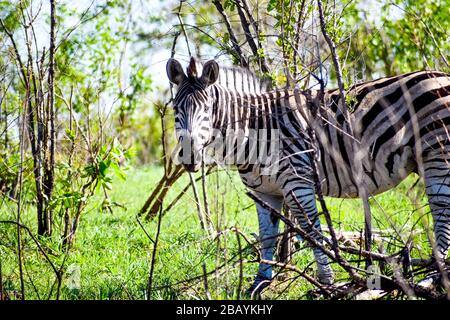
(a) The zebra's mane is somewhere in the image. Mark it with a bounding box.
[217,65,271,94]
[194,59,271,94]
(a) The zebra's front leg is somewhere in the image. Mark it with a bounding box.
[423,157,450,266]
[247,193,282,296]
[284,187,334,285]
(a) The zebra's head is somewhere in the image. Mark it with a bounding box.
[166,58,219,172]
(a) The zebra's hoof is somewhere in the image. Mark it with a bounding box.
[245,275,272,299]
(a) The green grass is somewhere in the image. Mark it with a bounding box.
[0,166,433,300]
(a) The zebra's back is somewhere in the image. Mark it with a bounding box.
[315,71,450,198]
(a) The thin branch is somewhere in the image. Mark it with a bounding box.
[15,83,27,300]
[189,172,210,234]
[234,0,269,73]
[147,205,163,300]
[246,190,366,285]
[212,0,248,67]
[388,2,449,69]
[317,0,373,262]
[175,0,192,57]
[0,221,60,279]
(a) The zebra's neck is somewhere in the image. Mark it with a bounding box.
[208,84,313,168]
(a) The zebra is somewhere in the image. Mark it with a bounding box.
[166,57,450,294]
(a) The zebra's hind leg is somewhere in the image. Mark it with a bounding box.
[423,154,450,265]
[284,187,334,285]
[246,192,282,297]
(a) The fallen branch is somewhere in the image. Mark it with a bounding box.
[139,164,184,220]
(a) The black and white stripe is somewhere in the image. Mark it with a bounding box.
[167,58,450,293]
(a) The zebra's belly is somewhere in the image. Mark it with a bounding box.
[239,167,283,196]
[320,147,417,199]
[238,143,417,199]
[322,174,410,199]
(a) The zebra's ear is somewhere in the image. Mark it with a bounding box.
[201,60,219,86]
[166,59,187,86]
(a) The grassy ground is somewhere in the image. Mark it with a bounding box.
[0,166,433,300]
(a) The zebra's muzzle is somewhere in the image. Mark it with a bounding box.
[176,136,203,172]
[183,163,201,172]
